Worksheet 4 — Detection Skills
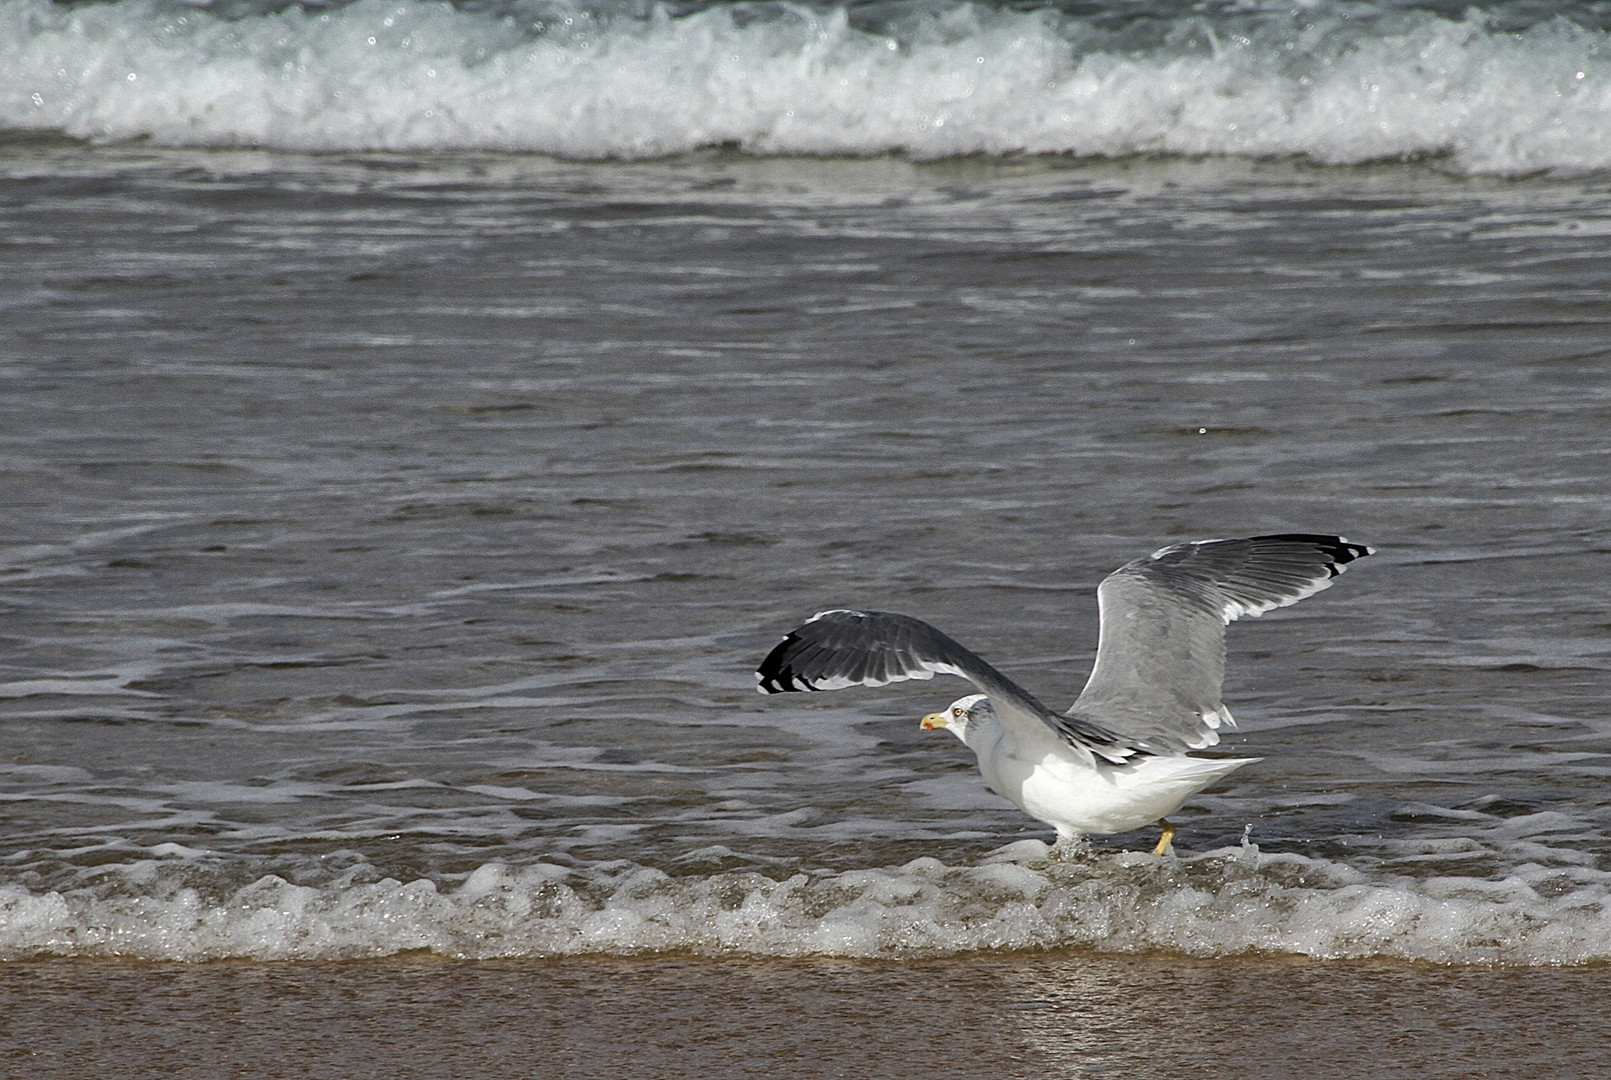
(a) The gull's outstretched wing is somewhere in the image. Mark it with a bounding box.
[757,609,1139,764]
[1069,534,1372,752]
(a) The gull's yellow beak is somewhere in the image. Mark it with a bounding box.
[921,711,947,731]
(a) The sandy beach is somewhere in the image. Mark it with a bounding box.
[7,953,1609,1078]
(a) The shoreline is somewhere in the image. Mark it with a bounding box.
[7,951,1608,1078]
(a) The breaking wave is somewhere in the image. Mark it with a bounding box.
[2,0,1610,174]
[6,839,1610,964]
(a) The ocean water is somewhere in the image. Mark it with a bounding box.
[1,0,1610,976]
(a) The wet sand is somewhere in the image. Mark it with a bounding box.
[5,953,1607,1078]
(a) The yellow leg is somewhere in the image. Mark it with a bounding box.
[1150,819,1176,857]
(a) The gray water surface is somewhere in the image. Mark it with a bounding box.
[1,145,1608,960]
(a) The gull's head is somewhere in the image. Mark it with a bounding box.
[921,694,993,742]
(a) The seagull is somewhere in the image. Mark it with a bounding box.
[756,534,1371,854]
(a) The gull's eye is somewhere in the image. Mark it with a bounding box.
[952,707,964,717]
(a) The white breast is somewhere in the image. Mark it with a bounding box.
[970,720,1254,839]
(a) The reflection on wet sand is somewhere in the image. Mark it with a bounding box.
[5,953,1606,1078]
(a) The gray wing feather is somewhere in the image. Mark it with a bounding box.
[1069,534,1371,752]
[757,610,1139,764]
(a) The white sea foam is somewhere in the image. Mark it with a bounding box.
[5,841,1610,964]
[2,0,1610,174]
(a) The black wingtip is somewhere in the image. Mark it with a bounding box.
[755,631,808,694]
[1254,533,1373,574]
